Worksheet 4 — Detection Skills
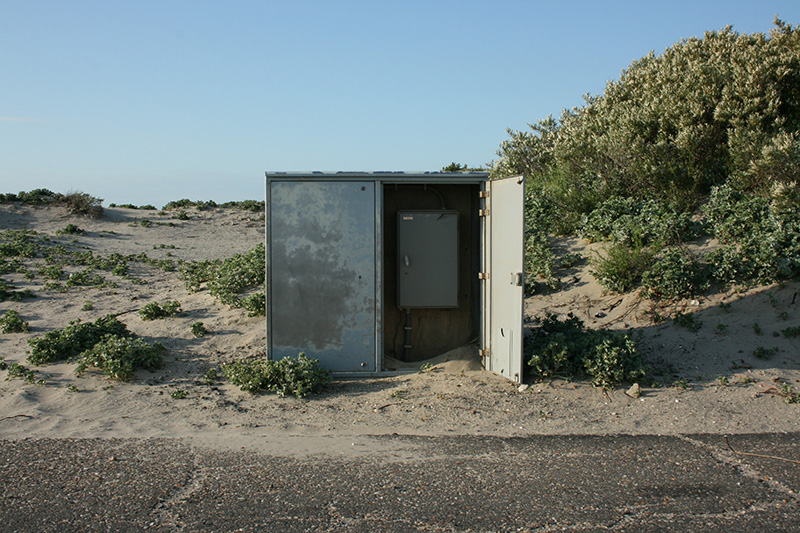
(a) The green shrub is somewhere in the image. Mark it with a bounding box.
[673,312,702,332]
[0,229,39,258]
[581,197,700,246]
[642,248,710,299]
[139,300,181,321]
[527,313,646,388]
[753,346,779,360]
[240,292,266,317]
[6,362,37,384]
[27,315,131,365]
[180,244,265,310]
[58,224,84,235]
[783,326,800,338]
[0,310,29,333]
[61,191,103,218]
[591,242,655,293]
[222,353,331,397]
[0,279,35,302]
[190,321,207,337]
[75,336,165,381]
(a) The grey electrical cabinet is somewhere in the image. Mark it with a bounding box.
[397,211,459,308]
[265,172,525,382]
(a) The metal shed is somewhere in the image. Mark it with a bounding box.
[264,172,525,382]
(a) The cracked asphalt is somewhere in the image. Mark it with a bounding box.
[1,433,798,531]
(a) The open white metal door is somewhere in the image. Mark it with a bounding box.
[484,175,525,382]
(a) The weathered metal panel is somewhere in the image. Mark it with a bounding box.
[486,175,525,382]
[267,180,377,372]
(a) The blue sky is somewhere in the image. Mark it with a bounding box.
[2,1,798,207]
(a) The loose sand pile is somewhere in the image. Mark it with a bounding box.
[0,204,798,455]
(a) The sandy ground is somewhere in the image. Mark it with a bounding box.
[0,204,798,456]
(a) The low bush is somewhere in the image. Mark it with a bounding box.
[180,244,265,310]
[190,321,207,337]
[0,310,29,333]
[642,248,710,299]
[527,313,646,388]
[222,353,331,397]
[580,197,700,246]
[27,315,131,365]
[139,300,181,321]
[75,335,164,381]
[61,191,104,218]
[6,362,37,384]
[590,242,655,293]
[58,224,84,235]
[0,279,35,302]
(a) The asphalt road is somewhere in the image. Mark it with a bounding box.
[1,433,798,532]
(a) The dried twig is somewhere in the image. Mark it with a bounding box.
[0,414,34,421]
[725,436,800,465]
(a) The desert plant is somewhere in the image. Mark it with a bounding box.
[139,300,181,321]
[527,313,646,388]
[203,368,218,385]
[190,321,207,338]
[0,310,29,333]
[222,353,331,397]
[27,314,131,365]
[753,346,779,359]
[57,224,84,235]
[591,242,655,293]
[6,362,38,384]
[783,326,800,338]
[673,312,702,332]
[642,248,710,299]
[60,191,103,218]
[75,336,165,381]
[171,389,188,399]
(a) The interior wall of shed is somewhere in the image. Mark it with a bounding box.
[383,183,480,362]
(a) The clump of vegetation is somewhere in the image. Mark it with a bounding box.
[781,383,800,404]
[0,309,29,333]
[492,20,800,300]
[57,224,84,235]
[171,389,188,399]
[75,336,164,381]
[642,248,710,299]
[783,326,800,338]
[527,313,646,388]
[753,346,779,360]
[180,244,265,314]
[222,353,331,397]
[109,203,156,210]
[139,300,181,320]
[580,197,700,246]
[1,189,103,217]
[27,315,131,365]
[0,279,35,302]
[190,321,207,337]
[203,368,218,385]
[673,312,702,332]
[590,242,655,294]
[6,362,38,384]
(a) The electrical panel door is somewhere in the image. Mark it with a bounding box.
[397,210,459,308]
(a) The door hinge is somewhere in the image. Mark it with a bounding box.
[478,190,489,198]
[479,348,490,359]
[478,208,489,217]
[478,272,489,280]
